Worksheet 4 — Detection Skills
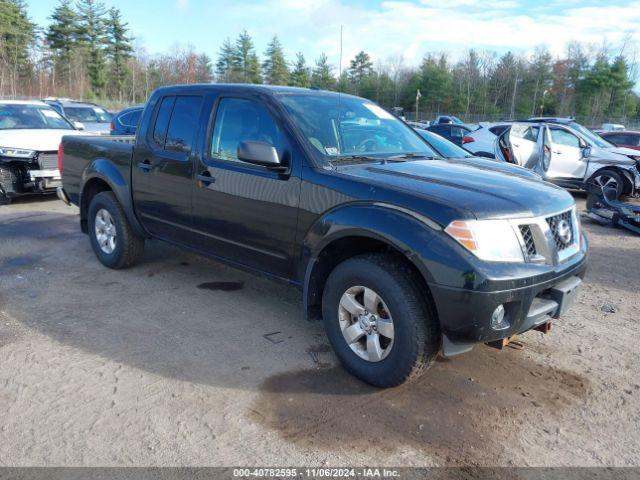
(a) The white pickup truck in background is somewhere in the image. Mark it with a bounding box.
[0,100,87,204]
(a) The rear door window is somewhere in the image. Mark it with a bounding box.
[511,125,539,142]
[165,96,204,153]
[152,96,175,147]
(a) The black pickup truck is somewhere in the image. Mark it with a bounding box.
[58,85,588,387]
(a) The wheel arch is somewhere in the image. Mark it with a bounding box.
[588,165,635,195]
[300,203,441,323]
[80,159,145,236]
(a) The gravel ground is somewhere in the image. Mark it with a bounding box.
[0,194,638,467]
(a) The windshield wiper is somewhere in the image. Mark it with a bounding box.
[330,155,384,164]
[387,152,436,160]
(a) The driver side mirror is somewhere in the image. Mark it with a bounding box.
[237,141,285,171]
[581,145,591,159]
[73,121,85,131]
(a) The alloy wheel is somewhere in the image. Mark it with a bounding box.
[94,208,117,254]
[338,286,395,362]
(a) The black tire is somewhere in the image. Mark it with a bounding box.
[0,191,11,205]
[88,191,144,269]
[589,169,624,201]
[321,254,440,388]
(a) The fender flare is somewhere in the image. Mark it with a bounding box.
[300,202,442,320]
[80,158,146,236]
[587,165,636,195]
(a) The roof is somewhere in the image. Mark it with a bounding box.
[527,117,575,124]
[601,130,640,135]
[152,83,363,100]
[0,99,49,106]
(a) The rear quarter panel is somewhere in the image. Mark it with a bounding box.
[61,135,135,207]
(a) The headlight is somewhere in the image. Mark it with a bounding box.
[0,147,36,159]
[445,219,524,262]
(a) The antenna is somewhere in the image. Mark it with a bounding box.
[335,25,343,165]
[339,25,343,85]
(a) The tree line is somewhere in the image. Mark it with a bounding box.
[1,0,638,123]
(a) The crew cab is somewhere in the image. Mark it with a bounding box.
[58,85,588,387]
[0,100,86,204]
[495,119,640,201]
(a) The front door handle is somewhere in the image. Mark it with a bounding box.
[196,171,215,187]
[553,151,562,155]
[138,160,152,172]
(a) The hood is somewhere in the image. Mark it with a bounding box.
[0,129,88,152]
[340,158,574,221]
[594,146,639,164]
[455,156,542,180]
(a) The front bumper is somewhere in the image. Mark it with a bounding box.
[431,243,588,356]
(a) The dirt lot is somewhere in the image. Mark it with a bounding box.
[0,194,638,467]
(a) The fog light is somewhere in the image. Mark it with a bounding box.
[490,304,509,330]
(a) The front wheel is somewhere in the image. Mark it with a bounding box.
[589,169,624,201]
[88,191,144,269]
[322,254,440,388]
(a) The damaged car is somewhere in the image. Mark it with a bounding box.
[0,100,85,204]
[494,118,640,201]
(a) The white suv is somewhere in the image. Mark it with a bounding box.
[494,120,640,200]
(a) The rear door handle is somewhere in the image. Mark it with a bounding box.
[196,171,215,187]
[138,160,152,172]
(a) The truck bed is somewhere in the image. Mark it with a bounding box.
[61,135,135,208]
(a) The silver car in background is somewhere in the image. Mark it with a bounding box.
[494,119,640,201]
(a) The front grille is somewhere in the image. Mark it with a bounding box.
[37,152,58,169]
[519,225,536,257]
[546,210,574,251]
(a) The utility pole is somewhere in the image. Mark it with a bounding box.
[415,89,422,121]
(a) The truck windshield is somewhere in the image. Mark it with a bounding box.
[278,93,437,163]
[0,104,74,130]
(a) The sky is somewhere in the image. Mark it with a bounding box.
[28,0,640,71]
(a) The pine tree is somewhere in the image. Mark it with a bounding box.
[289,52,310,88]
[104,7,132,100]
[348,51,373,92]
[76,0,108,96]
[262,35,288,85]
[311,53,335,90]
[215,38,236,82]
[45,0,79,91]
[233,30,261,83]
[0,0,36,95]
[195,53,213,83]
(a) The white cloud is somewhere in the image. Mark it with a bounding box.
[217,0,640,65]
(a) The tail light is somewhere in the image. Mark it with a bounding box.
[462,136,474,144]
[57,142,64,172]
[110,120,115,132]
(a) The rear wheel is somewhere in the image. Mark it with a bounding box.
[322,254,440,388]
[88,191,144,269]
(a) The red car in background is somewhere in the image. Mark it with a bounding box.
[599,131,640,151]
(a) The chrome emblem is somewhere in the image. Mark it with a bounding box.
[556,219,572,245]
